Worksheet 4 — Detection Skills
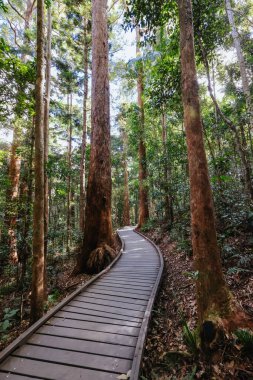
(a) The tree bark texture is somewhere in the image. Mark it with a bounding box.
[30,0,45,324]
[122,129,130,226]
[5,126,21,264]
[76,0,114,274]
[178,0,231,325]
[44,5,52,300]
[136,26,149,228]
[79,18,89,233]
[66,93,72,254]
[161,111,173,226]
[18,122,34,287]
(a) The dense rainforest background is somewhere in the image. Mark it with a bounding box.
[0,0,253,378]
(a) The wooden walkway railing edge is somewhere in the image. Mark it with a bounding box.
[129,229,164,380]
[0,235,124,364]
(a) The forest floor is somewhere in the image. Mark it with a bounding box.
[140,223,253,380]
[0,234,121,351]
[0,255,92,351]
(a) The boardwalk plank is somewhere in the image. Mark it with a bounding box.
[47,317,140,336]
[101,276,156,284]
[55,310,141,327]
[38,325,138,346]
[74,295,146,311]
[0,373,42,380]
[97,279,154,289]
[13,345,131,373]
[28,334,135,359]
[77,293,148,306]
[69,300,144,318]
[82,289,149,301]
[89,284,151,295]
[61,305,142,323]
[0,357,118,380]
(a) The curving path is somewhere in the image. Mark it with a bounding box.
[0,227,163,380]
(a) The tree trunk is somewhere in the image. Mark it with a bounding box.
[43,5,52,300]
[225,0,253,131]
[18,121,35,288]
[178,0,234,339]
[136,26,149,228]
[75,0,114,274]
[5,126,21,264]
[30,0,45,324]
[66,93,72,254]
[122,129,130,226]
[161,111,173,227]
[79,18,89,234]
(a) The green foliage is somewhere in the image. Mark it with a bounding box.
[182,321,199,356]
[45,289,61,311]
[234,329,253,355]
[0,40,35,120]
[0,282,16,296]
[124,0,177,42]
[0,308,19,333]
[47,289,61,304]
[183,271,199,281]
[141,219,157,232]
[183,366,197,380]
[0,0,7,12]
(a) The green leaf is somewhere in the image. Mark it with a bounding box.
[1,320,10,331]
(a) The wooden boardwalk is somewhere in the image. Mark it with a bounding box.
[0,227,163,380]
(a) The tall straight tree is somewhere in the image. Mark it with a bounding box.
[136,26,149,228]
[122,129,130,226]
[178,0,251,343]
[66,93,73,253]
[44,4,52,300]
[79,18,89,233]
[75,0,114,274]
[5,127,21,264]
[30,0,45,324]
[161,110,173,226]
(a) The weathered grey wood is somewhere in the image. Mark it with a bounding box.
[0,227,163,380]
[28,334,135,359]
[13,345,131,373]
[0,357,118,379]
[55,311,141,327]
[99,277,155,285]
[61,305,142,323]
[90,284,151,294]
[97,279,154,289]
[82,289,149,301]
[128,229,164,380]
[38,325,138,346]
[103,274,157,281]
[69,300,144,318]
[74,295,146,311]
[77,293,148,307]
[47,317,140,336]
[0,373,42,380]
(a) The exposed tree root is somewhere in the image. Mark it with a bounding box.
[86,243,116,274]
[200,303,253,353]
